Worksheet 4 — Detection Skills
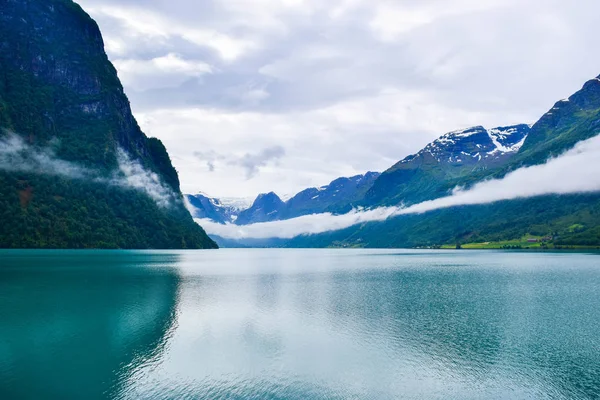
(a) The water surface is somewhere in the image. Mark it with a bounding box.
[1,249,599,399]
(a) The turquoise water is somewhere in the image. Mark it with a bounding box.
[1,249,599,399]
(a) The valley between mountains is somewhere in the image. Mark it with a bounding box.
[187,77,600,249]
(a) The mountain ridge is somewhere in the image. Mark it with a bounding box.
[186,171,381,225]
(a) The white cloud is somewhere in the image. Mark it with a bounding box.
[198,134,600,240]
[76,0,600,200]
[136,88,517,197]
[81,4,258,61]
[395,133,600,214]
[113,53,212,91]
[368,0,510,41]
[194,206,399,240]
[114,149,176,208]
[0,133,91,179]
[0,132,177,208]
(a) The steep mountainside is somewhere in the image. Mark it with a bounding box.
[365,124,530,206]
[510,76,600,166]
[285,75,600,248]
[0,0,216,248]
[425,76,600,198]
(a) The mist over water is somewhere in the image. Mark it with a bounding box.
[2,249,599,399]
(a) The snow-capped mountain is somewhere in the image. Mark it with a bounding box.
[216,196,255,211]
[188,125,530,222]
[185,193,252,224]
[186,172,380,225]
[365,124,531,206]
[405,124,530,166]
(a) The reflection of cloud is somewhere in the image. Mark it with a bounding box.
[197,134,600,239]
[0,132,177,208]
[194,146,286,179]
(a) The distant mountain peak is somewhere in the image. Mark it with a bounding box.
[414,124,530,166]
[253,192,283,205]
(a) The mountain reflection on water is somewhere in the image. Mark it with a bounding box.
[0,251,181,400]
[1,249,599,399]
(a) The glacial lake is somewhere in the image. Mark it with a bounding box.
[1,249,599,399]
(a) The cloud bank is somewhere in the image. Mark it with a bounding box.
[0,133,176,207]
[196,134,600,240]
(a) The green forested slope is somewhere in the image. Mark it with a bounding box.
[286,194,600,249]
[0,0,216,248]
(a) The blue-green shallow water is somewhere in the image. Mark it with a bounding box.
[1,250,600,399]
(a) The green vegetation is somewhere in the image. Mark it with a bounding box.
[0,0,216,249]
[0,171,216,249]
[287,194,600,249]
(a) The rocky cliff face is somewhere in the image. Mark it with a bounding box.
[0,0,216,248]
[0,0,175,183]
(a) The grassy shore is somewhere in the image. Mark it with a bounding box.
[441,237,600,250]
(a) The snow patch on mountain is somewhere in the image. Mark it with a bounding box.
[213,196,255,211]
[418,124,530,164]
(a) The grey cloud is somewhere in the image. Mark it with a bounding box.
[193,150,226,172]
[234,145,285,179]
[75,0,600,198]
[80,0,600,117]
[194,146,286,179]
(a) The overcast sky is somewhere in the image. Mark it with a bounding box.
[77,0,600,198]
